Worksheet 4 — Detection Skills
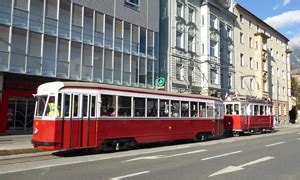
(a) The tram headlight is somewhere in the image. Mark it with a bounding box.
[33,128,39,135]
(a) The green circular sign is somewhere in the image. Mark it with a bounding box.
[156,77,165,87]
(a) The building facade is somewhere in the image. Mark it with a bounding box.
[0,0,160,133]
[160,0,235,97]
[233,4,291,123]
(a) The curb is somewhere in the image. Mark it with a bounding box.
[0,148,43,156]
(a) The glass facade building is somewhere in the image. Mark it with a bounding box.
[0,0,160,133]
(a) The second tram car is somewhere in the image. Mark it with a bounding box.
[224,96,274,136]
[32,82,224,151]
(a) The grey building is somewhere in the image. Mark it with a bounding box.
[160,0,235,97]
[0,0,160,133]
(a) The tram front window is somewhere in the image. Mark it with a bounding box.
[45,96,56,117]
[36,96,47,116]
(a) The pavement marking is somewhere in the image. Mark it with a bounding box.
[122,149,207,162]
[110,171,150,180]
[265,142,286,147]
[0,145,192,175]
[162,149,207,158]
[122,155,163,162]
[209,156,274,177]
[201,151,242,161]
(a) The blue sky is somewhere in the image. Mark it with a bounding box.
[236,0,300,63]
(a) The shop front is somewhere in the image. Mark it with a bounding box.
[0,74,53,134]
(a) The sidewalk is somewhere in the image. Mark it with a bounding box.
[1,123,300,156]
[0,134,42,156]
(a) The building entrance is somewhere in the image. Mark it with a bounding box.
[7,98,35,133]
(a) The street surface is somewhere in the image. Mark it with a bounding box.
[1,127,300,180]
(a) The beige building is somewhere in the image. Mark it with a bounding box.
[233,4,291,123]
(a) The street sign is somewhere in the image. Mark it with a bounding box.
[156,77,165,87]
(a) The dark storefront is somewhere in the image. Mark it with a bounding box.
[0,73,56,134]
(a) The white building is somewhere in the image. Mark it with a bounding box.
[160,0,236,97]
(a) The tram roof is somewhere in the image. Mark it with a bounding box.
[37,81,222,101]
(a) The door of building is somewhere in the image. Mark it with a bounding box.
[7,98,35,132]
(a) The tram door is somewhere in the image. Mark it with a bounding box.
[80,95,97,148]
[240,103,247,129]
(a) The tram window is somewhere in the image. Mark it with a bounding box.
[90,96,96,117]
[220,105,225,117]
[199,102,206,117]
[215,105,219,118]
[260,105,264,115]
[254,105,259,115]
[191,102,198,117]
[101,95,116,117]
[82,95,88,117]
[45,96,55,117]
[171,101,180,117]
[226,104,233,115]
[233,104,239,115]
[160,100,169,117]
[134,98,145,117]
[36,96,47,116]
[57,94,62,117]
[247,105,253,115]
[207,104,214,117]
[63,94,71,117]
[181,101,189,117]
[118,96,131,117]
[73,95,79,117]
[147,98,158,117]
[240,105,245,115]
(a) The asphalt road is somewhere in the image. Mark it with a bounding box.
[1,127,300,180]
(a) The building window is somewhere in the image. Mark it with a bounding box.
[125,0,139,10]
[227,26,232,38]
[282,70,285,79]
[228,75,232,89]
[240,54,244,66]
[240,32,244,44]
[270,48,273,57]
[201,15,205,26]
[239,14,244,23]
[283,87,286,96]
[188,8,195,22]
[256,62,259,70]
[263,81,268,91]
[177,2,183,17]
[249,37,253,48]
[210,41,217,57]
[176,31,183,48]
[250,78,254,90]
[249,20,252,28]
[188,36,194,52]
[210,69,218,85]
[255,41,258,49]
[176,63,184,81]
[228,51,233,64]
[250,57,253,69]
[241,77,245,89]
[210,14,217,29]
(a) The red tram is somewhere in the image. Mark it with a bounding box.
[32,82,224,151]
[224,96,274,136]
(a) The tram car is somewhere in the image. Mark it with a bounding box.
[224,96,274,136]
[32,81,224,151]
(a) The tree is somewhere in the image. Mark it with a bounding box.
[291,77,300,109]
